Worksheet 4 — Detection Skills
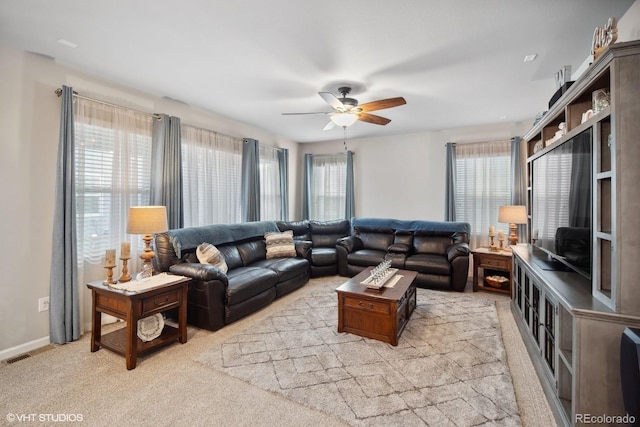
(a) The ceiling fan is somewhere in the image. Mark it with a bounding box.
[283,87,406,130]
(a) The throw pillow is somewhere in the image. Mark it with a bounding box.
[196,243,229,273]
[265,230,296,259]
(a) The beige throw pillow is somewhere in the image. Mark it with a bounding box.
[265,230,296,259]
[196,243,228,273]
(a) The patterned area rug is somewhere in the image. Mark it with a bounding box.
[195,285,521,426]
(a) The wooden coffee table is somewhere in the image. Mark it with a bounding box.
[336,267,418,346]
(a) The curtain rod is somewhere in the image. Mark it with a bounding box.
[55,88,162,120]
[444,138,513,147]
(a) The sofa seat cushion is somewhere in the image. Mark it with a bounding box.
[226,267,278,305]
[251,257,309,282]
[404,254,451,275]
[310,247,338,266]
[347,249,386,266]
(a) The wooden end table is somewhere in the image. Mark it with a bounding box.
[336,267,418,346]
[472,247,512,295]
[86,276,190,370]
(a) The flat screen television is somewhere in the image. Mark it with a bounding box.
[531,128,592,279]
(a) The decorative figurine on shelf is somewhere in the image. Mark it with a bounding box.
[592,17,617,60]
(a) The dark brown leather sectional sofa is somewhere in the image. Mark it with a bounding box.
[153,217,471,331]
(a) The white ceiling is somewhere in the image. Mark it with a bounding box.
[0,0,634,142]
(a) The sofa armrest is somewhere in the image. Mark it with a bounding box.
[169,262,229,285]
[336,236,362,253]
[387,243,411,254]
[446,242,470,262]
[295,240,313,260]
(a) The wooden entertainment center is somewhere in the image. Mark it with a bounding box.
[514,40,640,426]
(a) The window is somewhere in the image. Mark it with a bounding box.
[309,153,347,221]
[258,145,283,221]
[181,125,243,226]
[455,140,512,248]
[74,99,153,266]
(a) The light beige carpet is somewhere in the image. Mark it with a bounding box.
[195,281,521,426]
[0,276,554,426]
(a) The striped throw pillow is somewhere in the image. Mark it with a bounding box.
[265,230,296,259]
[196,243,229,273]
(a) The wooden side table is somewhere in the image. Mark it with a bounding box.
[472,247,512,295]
[86,276,190,370]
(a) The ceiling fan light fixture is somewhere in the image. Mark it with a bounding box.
[330,112,358,127]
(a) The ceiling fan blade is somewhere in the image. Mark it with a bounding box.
[281,112,332,115]
[358,97,406,113]
[318,92,345,110]
[322,121,336,131]
[358,113,391,125]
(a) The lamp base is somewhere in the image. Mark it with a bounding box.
[139,234,156,278]
[508,223,519,246]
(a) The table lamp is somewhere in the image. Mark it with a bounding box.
[498,205,527,246]
[127,206,168,277]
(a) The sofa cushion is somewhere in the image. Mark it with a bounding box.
[413,233,454,255]
[347,249,387,267]
[226,267,278,305]
[264,230,297,259]
[237,240,267,266]
[310,247,338,267]
[218,244,243,270]
[404,254,451,275]
[196,243,229,273]
[251,257,309,282]
[310,219,350,248]
[355,226,395,251]
[394,230,414,246]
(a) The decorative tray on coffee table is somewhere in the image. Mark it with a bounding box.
[361,267,399,289]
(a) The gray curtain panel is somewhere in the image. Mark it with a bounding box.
[277,148,289,221]
[151,114,183,229]
[49,85,81,344]
[510,136,526,241]
[444,142,457,221]
[345,150,355,219]
[302,154,312,220]
[241,138,260,222]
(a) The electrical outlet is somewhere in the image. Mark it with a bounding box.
[38,297,50,312]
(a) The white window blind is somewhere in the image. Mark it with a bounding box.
[455,140,512,248]
[310,153,347,221]
[258,144,282,221]
[532,150,571,244]
[181,125,243,226]
[74,99,153,266]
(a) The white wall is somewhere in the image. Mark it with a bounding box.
[298,122,531,221]
[0,44,299,357]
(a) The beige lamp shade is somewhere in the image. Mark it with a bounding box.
[498,205,528,224]
[126,206,168,235]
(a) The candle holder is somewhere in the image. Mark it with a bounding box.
[489,235,499,252]
[499,236,505,250]
[119,257,131,283]
[103,266,117,285]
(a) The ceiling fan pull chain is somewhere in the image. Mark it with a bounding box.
[343,127,348,151]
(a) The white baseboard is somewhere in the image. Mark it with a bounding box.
[0,336,51,362]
